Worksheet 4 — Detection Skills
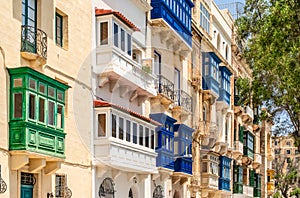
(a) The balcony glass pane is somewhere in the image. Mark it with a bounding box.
[100,22,108,45]
[133,123,137,144]
[14,93,23,118]
[39,97,45,122]
[121,28,125,51]
[145,127,149,148]
[139,125,144,146]
[112,114,117,138]
[57,105,63,128]
[126,120,131,142]
[151,130,155,149]
[48,101,55,125]
[29,93,35,119]
[98,114,106,137]
[119,117,124,140]
[114,23,118,47]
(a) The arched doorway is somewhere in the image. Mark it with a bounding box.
[173,190,181,198]
[99,178,115,198]
[153,185,164,198]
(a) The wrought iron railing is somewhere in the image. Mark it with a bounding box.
[21,25,47,59]
[158,75,174,100]
[174,90,192,112]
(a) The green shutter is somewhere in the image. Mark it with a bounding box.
[239,125,244,142]
[249,169,255,187]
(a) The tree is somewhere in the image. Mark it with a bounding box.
[272,156,300,198]
[235,0,300,145]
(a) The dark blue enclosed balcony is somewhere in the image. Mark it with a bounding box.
[202,52,221,97]
[174,124,194,175]
[219,156,232,191]
[150,0,194,46]
[150,113,177,170]
[217,66,232,105]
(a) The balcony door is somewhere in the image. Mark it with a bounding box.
[21,0,37,53]
[20,173,35,198]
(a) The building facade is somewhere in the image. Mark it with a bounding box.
[0,0,93,197]
[0,0,274,198]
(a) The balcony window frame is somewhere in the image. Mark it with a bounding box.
[100,21,109,45]
[9,69,67,131]
[200,3,210,34]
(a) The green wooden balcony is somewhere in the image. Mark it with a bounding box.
[8,67,69,159]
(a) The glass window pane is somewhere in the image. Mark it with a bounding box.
[39,98,45,122]
[48,87,55,98]
[13,78,22,87]
[127,34,131,56]
[139,125,144,146]
[126,120,131,142]
[145,128,149,148]
[39,83,46,94]
[119,117,124,140]
[100,22,108,45]
[121,29,125,51]
[48,101,55,125]
[29,93,35,119]
[14,93,23,118]
[151,130,155,149]
[112,114,117,138]
[133,123,137,144]
[98,114,106,137]
[29,79,36,90]
[57,105,63,128]
[114,23,118,47]
[57,91,63,101]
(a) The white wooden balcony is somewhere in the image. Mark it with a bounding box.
[242,106,254,122]
[232,141,243,160]
[94,100,158,173]
[95,46,157,100]
[253,153,262,168]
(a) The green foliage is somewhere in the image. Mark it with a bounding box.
[236,0,300,139]
[235,78,251,106]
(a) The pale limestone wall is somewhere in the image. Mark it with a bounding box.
[0,0,93,197]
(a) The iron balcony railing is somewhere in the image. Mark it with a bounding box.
[158,75,174,100]
[174,90,192,112]
[21,25,47,59]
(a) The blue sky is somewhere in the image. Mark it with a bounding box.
[214,0,245,6]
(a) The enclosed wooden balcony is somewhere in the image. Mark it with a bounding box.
[253,153,262,168]
[200,153,219,192]
[20,25,47,67]
[267,182,275,195]
[232,141,243,160]
[94,101,158,173]
[242,106,254,122]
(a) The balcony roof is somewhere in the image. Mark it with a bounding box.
[94,100,160,125]
[95,8,140,31]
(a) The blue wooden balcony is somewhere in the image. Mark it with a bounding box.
[150,0,194,46]
[217,66,232,105]
[219,156,231,191]
[174,124,194,175]
[202,52,221,96]
[150,113,177,170]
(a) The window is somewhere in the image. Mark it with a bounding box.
[98,114,106,137]
[13,93,23,118]
[121,28,125,51]
[48,101,55,125]
[55,174,71,198]
[133,123,137,144]
[22,0,36,28]
[38,97,45,122]
[200,3,210,33]
[225,45,228,60]
[114,23,118,47]
[55,13,63,47]
[126,120,131,142]
[127,34,131,56]
[286,141,291,146]
[100,22,108,45]
[286,150,291,155]
[112,114,117,138]
[119,117,124,140]
[145,127,149,148]
[99,178,115,198]
[139,125,144,146]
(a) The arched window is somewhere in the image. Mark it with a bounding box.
[153,185,164,198]
[128,188,133,198]
[173,190,180,198]
[99,178,115,198]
